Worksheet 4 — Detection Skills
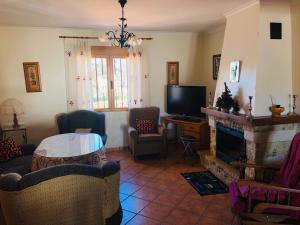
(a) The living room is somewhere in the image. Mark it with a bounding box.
[0,0,300,225]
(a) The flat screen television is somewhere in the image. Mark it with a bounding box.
[166,85,206,118]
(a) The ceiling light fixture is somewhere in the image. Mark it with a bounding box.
[101,0,141,48]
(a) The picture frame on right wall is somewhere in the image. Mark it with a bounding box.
[213,54,221,80]
[229,60,241,82]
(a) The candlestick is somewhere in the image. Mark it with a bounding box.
[247,96,253,119]
[287,94,293,116]
[292,94,298,116]
[208,92,213,109]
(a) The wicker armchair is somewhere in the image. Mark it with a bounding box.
[229,133,300,222]
[0,162,122,225]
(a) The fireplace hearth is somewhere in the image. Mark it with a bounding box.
[216,123,246,163]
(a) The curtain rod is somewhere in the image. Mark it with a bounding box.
[59,35,153,40]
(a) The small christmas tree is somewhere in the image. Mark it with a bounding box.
[216,82,234,112]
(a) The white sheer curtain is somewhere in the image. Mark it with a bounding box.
[64,39,93,111]
[127,47,150,108]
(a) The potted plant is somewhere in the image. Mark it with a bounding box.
[216,82,234,113]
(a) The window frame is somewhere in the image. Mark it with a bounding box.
[91,46,129,112]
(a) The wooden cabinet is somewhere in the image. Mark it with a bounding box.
[163,116,210,150]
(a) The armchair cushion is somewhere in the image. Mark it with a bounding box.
[139,133,163,142]
[136,119,156,134]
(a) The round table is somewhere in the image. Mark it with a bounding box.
[32,133,106,171]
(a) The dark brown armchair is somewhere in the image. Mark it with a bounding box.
[128,107,167,160]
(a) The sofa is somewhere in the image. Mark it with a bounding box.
[56,110,107,145]
[0,144,36,175]
[0,161,122,225]
[0,129,36,176]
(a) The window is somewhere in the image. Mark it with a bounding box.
[91,46,128,111]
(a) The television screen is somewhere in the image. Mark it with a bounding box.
[166,85,206,117]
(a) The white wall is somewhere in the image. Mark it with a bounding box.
[0,26,201,147]
[255,0,292,116]
[214,3,260,114]
[199,27,225,102]
[291,0,300,114]
[0,27,67,144]
[214,0,294,116]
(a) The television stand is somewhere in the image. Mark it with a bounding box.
[163,116,210,150]
[171,116,203,123]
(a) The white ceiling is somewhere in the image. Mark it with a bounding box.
[0,0,254,32]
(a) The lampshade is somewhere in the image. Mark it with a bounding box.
[0,98,25,115]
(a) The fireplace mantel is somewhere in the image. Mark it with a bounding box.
[201,107,300,127]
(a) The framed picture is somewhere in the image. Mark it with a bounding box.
[213,54,221,80]
[23,62,42,92]
[229,60,241,82]
[167,62,179,85]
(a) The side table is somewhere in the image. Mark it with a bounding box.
[0,126,27,145]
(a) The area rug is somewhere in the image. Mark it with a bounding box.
[181,171,228,196]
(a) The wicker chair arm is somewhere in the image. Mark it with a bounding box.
[237,180,300,194]
[253,203,300,214]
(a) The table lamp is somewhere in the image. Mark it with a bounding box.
[0,98,25,128]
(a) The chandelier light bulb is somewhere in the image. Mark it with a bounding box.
[137,39,143,46]
[98,35,108,42]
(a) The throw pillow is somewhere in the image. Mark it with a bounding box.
[0,138,22,163]
[136,119,156,134]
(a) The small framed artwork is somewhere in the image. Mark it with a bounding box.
[213,54,221,80]
[229,60,241,82]
[167,62,179,85]
[23,62,42,92]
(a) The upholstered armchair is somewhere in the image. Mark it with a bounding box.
[56,110,107,145]
[128,107,167,160]
[229,133,300,222]
[0,162,122,225]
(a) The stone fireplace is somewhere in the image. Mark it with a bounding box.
[200,108,300,185]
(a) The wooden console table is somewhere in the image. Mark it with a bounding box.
[163,116,210,150]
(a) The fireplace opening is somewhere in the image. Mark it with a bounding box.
[216,123,246,163]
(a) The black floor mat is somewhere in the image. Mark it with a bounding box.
[181,171,228,196]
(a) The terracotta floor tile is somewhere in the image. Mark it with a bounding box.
[105,148,233,225]
[202,204,234,224]
[122,196,150,213]
[120,171,136,181]
[120,193,129,202]
[164,208,200,225]
[153,192,186,207]
[127,175,151,186]
[145,179,169,191]
[132,186,162,201]
[120,182,142,195]
[139,202,173,221]
[177,195,207,215]
[196,216,226,225]
[126,215,160,225]
[121,210,136,225]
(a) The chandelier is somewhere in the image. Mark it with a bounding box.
[102,0,141,48]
